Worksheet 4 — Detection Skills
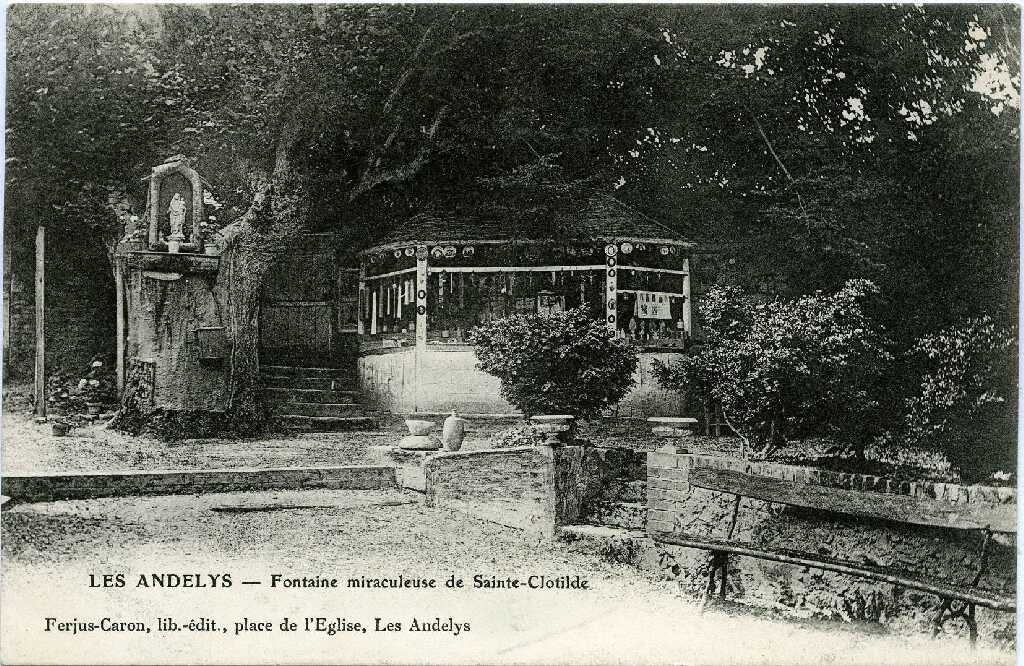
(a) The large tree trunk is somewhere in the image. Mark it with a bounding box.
[215,161,308,432]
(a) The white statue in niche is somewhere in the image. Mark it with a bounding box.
[167,192,187,238]
[165,192,187,253]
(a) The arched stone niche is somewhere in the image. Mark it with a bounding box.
[148,157,205,250]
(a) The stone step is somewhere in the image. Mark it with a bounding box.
[265,387,360,404]
[272,402,370,418]
[276,415,378,432]
[556,524,650,567]
[263,375,358,391]
[262,365,354,378]
[586,501,647,531]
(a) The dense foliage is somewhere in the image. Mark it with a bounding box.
[899,317,1017,481]
[7,5,1017,440]
[656,281,892,457]
[471,308,638,419]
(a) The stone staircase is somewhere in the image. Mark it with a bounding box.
[262,365,378,432]
[557,474,651,566]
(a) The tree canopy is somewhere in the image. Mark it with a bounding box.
[7,4,1018,427]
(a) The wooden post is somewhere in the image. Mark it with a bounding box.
[415,248,428,351]
[682,256,692,335]
[356,262,366,336]
[605,243,618,335]
[115,257,125,397]
[33,225,46,417]
[414,247,428,414]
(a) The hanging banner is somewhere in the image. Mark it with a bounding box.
[633,291,672,319]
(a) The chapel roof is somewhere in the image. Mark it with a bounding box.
[361,194,691,253]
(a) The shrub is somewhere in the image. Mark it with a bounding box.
[470,307,638,419]
[900,316,1017,482]
[47,353,116,414]
[656,280,892,458]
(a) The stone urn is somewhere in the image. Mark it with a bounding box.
[441,410,466,452]
[399,418,441,451]
[529,414,575,446]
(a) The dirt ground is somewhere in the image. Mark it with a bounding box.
[1,490,1007,666]
[1,393,731,475]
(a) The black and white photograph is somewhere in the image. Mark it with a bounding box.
[0,4,1019,664]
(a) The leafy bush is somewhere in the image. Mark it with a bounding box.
[47,354,117,414]
[470,307,638,419]
[900,316,1016,482]
[656,280,892,458]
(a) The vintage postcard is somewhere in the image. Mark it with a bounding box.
[1,4,1018,665]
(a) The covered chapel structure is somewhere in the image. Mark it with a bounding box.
[259,195,693,417]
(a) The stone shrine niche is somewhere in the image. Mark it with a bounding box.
[147,156,205,252]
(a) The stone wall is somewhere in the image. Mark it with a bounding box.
[647,453,1016,644]
[359,347,513,414]
[423,447,556,535]
[122,253,228,411]
[4,232,115,382]
[421,444,646,537]
[359,346,685,417]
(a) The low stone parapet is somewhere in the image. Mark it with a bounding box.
[647,453,1016,642]
[2,465,397,503]
[423,447,556,536]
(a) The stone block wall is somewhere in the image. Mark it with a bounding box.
[422,444,646,537]
[423,447,556,535]
[647,453,1016,644]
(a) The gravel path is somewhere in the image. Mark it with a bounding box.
[1,490,1005,665]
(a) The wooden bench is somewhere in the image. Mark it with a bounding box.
[651,466,1016,645]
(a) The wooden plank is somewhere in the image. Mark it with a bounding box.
[690,467,1016,534]
[33,226,45,417]
[427,265,606,274]
[618,265,689,276]
[651,531,1015,611]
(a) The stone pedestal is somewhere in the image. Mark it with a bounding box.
[647,416,698,439]
[398,434,442,451]
[400,418,440,450]
[531,415,575,445]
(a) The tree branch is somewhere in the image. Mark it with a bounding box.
[743,104,811,222]
[349,103,449,201]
